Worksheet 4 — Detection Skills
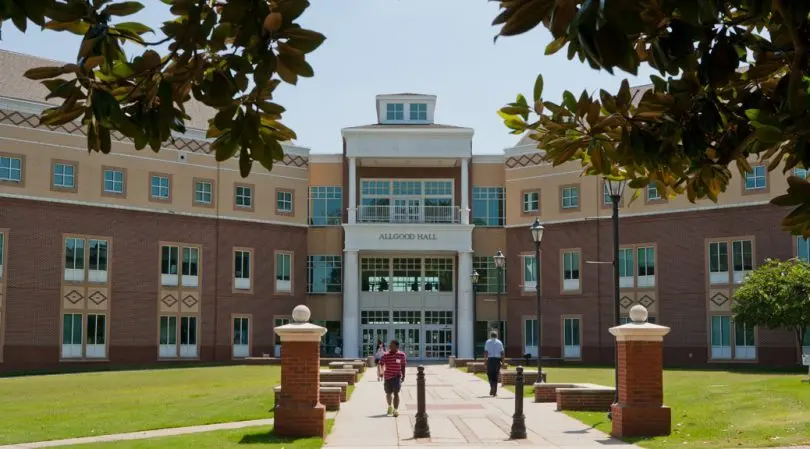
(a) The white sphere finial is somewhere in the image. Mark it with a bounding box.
[629,305,648,324]
[292,305,311,323]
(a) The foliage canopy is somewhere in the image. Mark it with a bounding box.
[0,0,323,177]
[493,0,810,236]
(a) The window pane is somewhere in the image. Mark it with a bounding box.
[161,246,178,275]
[65,238,85,270]
[523,256,537,283]
[712,316,730,346]
[181,317,197,345]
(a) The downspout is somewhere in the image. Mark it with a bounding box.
[213,160,221,361]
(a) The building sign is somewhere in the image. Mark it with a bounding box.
[378,233,438,241]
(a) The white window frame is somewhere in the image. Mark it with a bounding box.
[618,248,634,288]
[150,175,170,200]
[409,103,428,121]
[561,186,579,209]
[563,317,581,359]
[637,246,655,288]
[181,247,200,287]
[235,185,253,208]
[87,239,109,283]
[734,320,756,360]
[744,165,767,191]
[522,254,538,292]
[708,241,729,285]
[522,191,539,213]
[602,183,613,205]
[732,239,753,284]
[647,184,661,201]
[103,169,124,194]
[161,245,180,286]
[179,316,198,358]
[0,155,22,183]
[562,250,580,292]
[234,250,252,290]
[194,180,213,204]
[471,186,504,227]
[307,255,343,293]
[85,314,107,359]
[232,316,250,358]
[277,190,293,213]
[61,313,83,359]
[276,252,292,293]
[309,186,343,226]
[53,162,75,189]
[710,315,732,359]
[64,237,86,282]
[159,315,178,358]
[523,318,539,358]
[386,103,404,121]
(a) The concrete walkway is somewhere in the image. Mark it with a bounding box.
[326,364,640,448]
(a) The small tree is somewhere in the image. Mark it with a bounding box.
[733,258,810,363]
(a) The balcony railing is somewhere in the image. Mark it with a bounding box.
[357,205,460,224]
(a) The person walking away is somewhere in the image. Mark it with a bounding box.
[484,331,505,397]
[374,340,385,381]
[379,339,407,416]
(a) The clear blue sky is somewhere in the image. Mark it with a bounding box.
[0,0,655,154]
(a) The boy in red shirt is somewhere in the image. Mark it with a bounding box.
[379,339,407,416]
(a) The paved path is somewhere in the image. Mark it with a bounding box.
[326,364,639,448]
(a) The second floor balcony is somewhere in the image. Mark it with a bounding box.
[356,204,461,224]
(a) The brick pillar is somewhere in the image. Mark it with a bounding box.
[609,305,671,438]
[273,305,327,438]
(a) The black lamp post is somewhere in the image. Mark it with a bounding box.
[605,177,627,417]
[494,250,506,339]
[530,218,544,379]
[471,270,479,360]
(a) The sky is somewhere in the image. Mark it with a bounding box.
[0,0,657,154]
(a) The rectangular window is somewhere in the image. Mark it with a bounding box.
[103,168,124,194]
[64,237,86,282]
[711,315,731,359]
[409,103,428,121]
[523,255,538,292]
[235,185,253,209]
[234,250,251,290]
[637,246,655,288]
[53,162,76,189]
[309,186,343,226]
[524,319,539,357]
[562,251,580,292]
[194,180,213,205]
[233,316,250,358]
[274,317,291,348]
[561,186,579,209]
[159,316,178,358]
[708,242,729,285]
[88,239,109,283]
[732,240,753,283]
[307,255,342,293]
[471,187,505,227]
[160,245,180,286]
[0,155,23,183]
[563,318,581,359]
[276,252,292,293]
[181,247,199,287]
[744,166,767,190]
[150,174,170,200]
[386,103,404,121]
[734,321,756,360]
[647,184,661,201]
[619,248,634,288]
[473,256,506,294]
[392,257,422,292]
[361,257,390,292]
[276,190,293,214]
[61,313,83,358]
[522,191,539,213]
[799,237,810,262]
[424,258,453,292]
[180,316,198,358]
[85,314,106,358]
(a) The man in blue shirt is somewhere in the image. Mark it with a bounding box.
[483,331,505,397]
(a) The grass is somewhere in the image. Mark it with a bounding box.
[61,420,335,449]
[461,366,810,449]
[0,365,280,445]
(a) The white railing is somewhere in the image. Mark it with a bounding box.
[357,205,460,224]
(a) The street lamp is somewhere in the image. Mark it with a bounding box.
[494,250,506,339]
[604,177,627,417]
[471,270,480,360]
[530,218,544,380]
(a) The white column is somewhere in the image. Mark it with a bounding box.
[342,250,360,358]
[460,157,470,224]
[348,157,357,224]
[457,251,474,358]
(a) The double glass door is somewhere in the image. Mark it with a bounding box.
[393,326,421,358]
[362,327,388,358]
[424,328,452,359]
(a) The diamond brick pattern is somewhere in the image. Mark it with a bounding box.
[88,290,108,306]
[639,294,655,308]
[505,153,543,169]
[619,295,633,309]
[161,293,179,308]
[710,292,729,307]
[64,289,83,304]
[182,294,198,308]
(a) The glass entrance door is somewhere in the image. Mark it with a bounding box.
[362,327,388,358]
[393,199,421,223]
[393,327,421,358]
[424,328,452,359]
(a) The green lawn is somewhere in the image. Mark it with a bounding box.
[462,366,810,449]
[61,420,335,449]
[0,365,280,445]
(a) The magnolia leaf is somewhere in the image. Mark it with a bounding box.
[545,36,566,55]
[755,125,783,144]
[264,12,283,32]
[102,1,144,17]
[114,22,153,35]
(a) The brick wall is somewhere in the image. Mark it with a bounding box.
[555,389,614,411]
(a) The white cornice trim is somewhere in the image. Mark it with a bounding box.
[0,192,310,228]
[472,155,504,164]
[506,169,581,181]
[341,127,474,137]
[504,200,773,228]
[309,153,343,163]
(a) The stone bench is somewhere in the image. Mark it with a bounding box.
[466,362,486,374]
[533,382,615,411]
[334,360,366,373]
[499,370,546,385]
[274,386,343,411]
[320,381,349,402]
[320,369,356,385]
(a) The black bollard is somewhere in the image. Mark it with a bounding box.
[413,365,431,439]
[510,366,527,439]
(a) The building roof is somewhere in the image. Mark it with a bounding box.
[0,49,215,131]
[343,123,470,130]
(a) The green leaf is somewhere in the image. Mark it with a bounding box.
[102,1,144,17]
[755,125,783,144]
[285,28,326,54]
[24,66,67,80]
[545,37,567,55]
[44,20,90,35]
[239,149,252,177]
[114,22,153,35]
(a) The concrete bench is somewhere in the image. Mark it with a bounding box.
[534,383,577,403]
[328,360,366,373]
[466,362,486,374]
[556,385,615,411]
[320,369,356,385]
[320,381,349,402]
[499,370,546,385]
[274,386,342,411]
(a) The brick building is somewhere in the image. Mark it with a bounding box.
[0,50,808,372]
